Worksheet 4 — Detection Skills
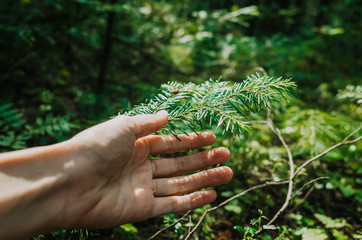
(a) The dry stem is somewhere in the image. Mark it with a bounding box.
[293,126,361,178]
[148,210,191,239]
[149,91,361,239]
[184,180,289,239]
[185,121,360,239]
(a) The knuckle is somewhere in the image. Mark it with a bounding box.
[170,197,180,212]
[176,177,187,194]
[165,136,174,152]
[198,171,208,186]
[175,159,185,172]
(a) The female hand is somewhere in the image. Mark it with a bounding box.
[0,111,232,239]
[66,111,233,229]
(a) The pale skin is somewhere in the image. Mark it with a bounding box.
[0,111,233,239]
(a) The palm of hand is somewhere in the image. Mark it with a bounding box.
[81,139,156,228]
[67,112,232,230]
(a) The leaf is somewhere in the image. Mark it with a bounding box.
[120,224,138,233]
[332,229,349,240]
[250,218,258,225]
[314,213,348,229]
[352,233,362,239]
[224,205,242,214]
[258,209,263,215]
[221,191,233,197]
[244,227,256,235]
[233,226,244,232]
[338,183,356,197]
[262,225,277,230]
[302,228,328,240]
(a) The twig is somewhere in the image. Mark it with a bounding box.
[184,180,289,239]
[151,84,361,238]
[240,114,360,233]
[345,136,362,144]
[188,215,192,235]
[148,210,191,239]
[289,186,315,213]
[290,176,329,200]
[256,124,361,233]
[293,126,361,178]
[259,110,295,230]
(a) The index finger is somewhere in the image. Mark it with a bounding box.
[146,132,216,155]
[127,110,169,139]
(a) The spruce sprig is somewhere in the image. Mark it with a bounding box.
[125,74,296,139]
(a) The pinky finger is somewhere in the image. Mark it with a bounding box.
[151,190,216,217]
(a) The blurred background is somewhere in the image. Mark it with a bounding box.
[0,0,361,239]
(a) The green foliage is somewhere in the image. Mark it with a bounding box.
[300,228,328,240]
[127,75,296,138]
[281,107,355,157]
[337,85,362,104]
[314,213,350,229]
[2,0,361,239]
[63,229,100,240]
[115,224,138,239]
[291,213,355,240]
[0,104,30,150]
[26,113,77,145]
[234,210,287,240]
[0,103,77,151]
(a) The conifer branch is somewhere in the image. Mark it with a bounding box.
[125,74,296,138]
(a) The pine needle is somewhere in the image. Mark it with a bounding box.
[125,74,296,138]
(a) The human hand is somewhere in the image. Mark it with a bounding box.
[63,111,233,230]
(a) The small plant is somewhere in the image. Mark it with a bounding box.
[234,209,289,240]
[234,209,268,239]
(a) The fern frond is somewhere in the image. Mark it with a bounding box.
[125,74,296,137]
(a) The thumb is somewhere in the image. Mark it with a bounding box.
[128,110,169,139]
